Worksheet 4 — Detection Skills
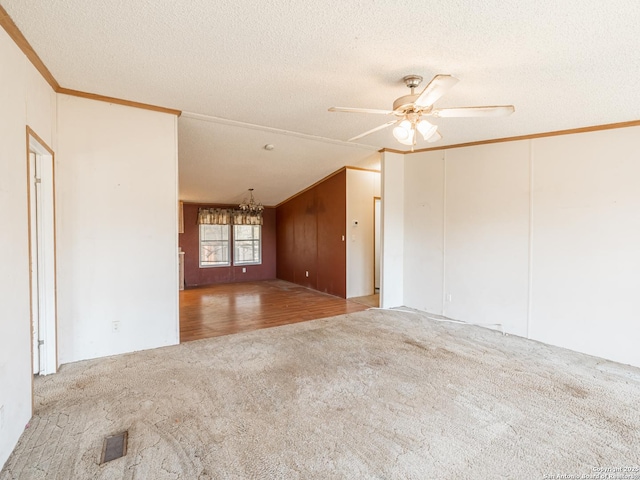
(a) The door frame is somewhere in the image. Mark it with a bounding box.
[26,126,58,377]
[373,196,381,293]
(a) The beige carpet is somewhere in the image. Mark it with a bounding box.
[2,309,639,479]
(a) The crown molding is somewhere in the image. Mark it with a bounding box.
[378,147,407,154]
[379,120,640,155]
[0,4,59,90]
[345,166,381,174]
[57,88,181,116]
[0,5,180,116]
[405,120,640,154]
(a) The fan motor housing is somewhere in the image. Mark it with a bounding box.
[393,94,420,112]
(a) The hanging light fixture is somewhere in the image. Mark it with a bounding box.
[239,188,263,213]
[392,113,439,147]
[393,111,440,147]
[236,188,264,225]
[331,73,515,149]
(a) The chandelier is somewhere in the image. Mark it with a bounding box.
[239,188,263,213]
[236,188,264,225]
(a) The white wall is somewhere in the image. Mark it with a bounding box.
[346,169,380,298]
[444,142,530,336]
[0,27,56,469]
[56,94,179,363]
[530,129,640,366]
[400,126,640,367]
[403,150,445,314]
[380,152,404,308]
[26,61,57,150]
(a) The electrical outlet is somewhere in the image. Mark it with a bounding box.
[112,321,120,332]
[0,405,4,430]
[242,267,246,273]
[446,294,452,302]
[305,271,309,277]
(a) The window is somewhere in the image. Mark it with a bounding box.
[233,225,261,265]
[198,224,261,267]
[199,224,230,267]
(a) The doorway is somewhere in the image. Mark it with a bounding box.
[374,197,381,293]
[349,196,381,308]
[27,128,57,376]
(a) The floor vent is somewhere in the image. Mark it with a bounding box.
[100,431,128,464]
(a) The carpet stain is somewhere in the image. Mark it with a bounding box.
[403,339,461,364]
[403,339,428,350]
[562,382,589,399]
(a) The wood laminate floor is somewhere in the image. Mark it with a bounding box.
[179,279,370,342]
[349,293,380,308]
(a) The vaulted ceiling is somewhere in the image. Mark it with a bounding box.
[3,1,639,205]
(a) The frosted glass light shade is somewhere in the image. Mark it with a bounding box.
[393,126,409,140]
[392,119,412,141]
[397,128,415,146]
[417,119,437,140]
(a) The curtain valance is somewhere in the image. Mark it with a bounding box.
[232,211,263,225]
[198,208,263,226]
[198,208,233,225]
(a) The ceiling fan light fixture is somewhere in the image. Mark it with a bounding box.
[392,120,411,141]
[416,119,437,140]
[397,128,415,146]
[328,73,514,147]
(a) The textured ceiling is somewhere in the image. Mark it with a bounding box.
[3,0,640,204]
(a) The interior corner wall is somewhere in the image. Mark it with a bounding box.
[402,126,640,368]
[380,152,404,308]
[346,169,381,298]
[0,27,57,469]
[179,204,276,286]
[56,94,179,364]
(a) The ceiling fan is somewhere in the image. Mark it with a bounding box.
[329,74,515,148]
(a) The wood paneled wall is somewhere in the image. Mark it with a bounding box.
[276,170,346,297]
[180,203,277,287]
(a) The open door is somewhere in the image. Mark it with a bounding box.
[27,128,58,376]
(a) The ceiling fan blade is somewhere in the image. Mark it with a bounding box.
[414,75,459,108]
[348,120,397,141]
[329,106,394,115]
[432,105,515,117]
[427,130,442,143]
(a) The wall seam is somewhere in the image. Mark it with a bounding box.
[441,150,447,316]
[526,139,534,339]
[174,115,180,344]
